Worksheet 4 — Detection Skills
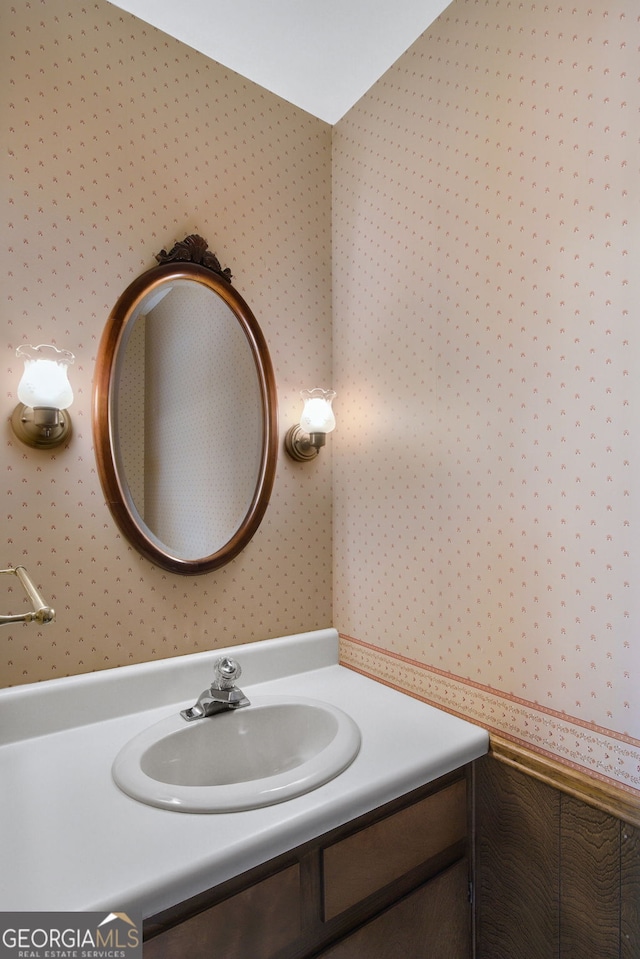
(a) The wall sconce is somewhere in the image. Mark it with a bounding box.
[285,388,336,461]
[10,344,75,449]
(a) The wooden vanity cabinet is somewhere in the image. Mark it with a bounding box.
[143,768,471,959]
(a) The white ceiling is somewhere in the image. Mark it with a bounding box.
[107,0,451,124]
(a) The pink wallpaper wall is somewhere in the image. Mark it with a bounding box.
[333,0,640,794]
[2,0,333,685]
[3,0,638,797]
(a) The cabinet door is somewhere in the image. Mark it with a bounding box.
[323,778,467,919]
[144,864,301,959]
[317,860,470,959]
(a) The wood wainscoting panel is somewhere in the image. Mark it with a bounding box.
[475,755,560,959]
[475,753,640,959]
[621,822,640,959]
[560,796,620,959]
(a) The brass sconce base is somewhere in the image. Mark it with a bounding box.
[11,404,72,449]
[284,425,326,462]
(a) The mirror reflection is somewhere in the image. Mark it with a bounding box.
[117,280,263,560]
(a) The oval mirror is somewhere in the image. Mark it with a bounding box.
[93,236,278,574]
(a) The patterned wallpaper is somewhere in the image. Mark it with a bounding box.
[2,0,333,684]
[3,0,638,796]
[333,0,639,793]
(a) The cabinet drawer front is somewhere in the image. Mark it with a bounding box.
[144,864,301,959]
[318,860,471,959]
[323,778,466,919]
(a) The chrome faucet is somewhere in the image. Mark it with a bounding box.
[180,657,250,722]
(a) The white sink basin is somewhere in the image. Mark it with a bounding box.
[112,696,361,812]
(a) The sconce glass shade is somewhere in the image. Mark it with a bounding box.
[284,388,336,462]
[299,388,336,434]
[11,344,75,449]
[16,344,74,409]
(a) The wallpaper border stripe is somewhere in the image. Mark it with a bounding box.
[339,634,640,802]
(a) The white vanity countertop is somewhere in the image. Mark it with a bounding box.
[0,628,488,919]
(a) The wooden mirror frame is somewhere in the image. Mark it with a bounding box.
[92,238,278,575]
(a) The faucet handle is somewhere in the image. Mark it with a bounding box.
[212,656,242,690]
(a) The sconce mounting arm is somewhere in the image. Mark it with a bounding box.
[11,404,72,449]
[284,425,326,461]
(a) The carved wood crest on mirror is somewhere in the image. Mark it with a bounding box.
[93,235,278,574]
